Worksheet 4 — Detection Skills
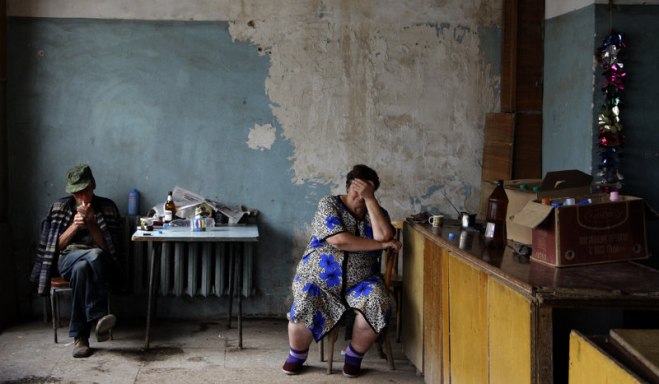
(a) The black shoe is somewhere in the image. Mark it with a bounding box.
[282,360,305,375]
[73,338,92,358]
[95,314,116,342]
[342,363,361,378]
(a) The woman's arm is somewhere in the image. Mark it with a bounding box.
[351,179,394,241]
[326,232,401,252]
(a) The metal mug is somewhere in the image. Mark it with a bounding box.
[460,212,476,229]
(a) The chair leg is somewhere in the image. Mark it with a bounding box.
[319,338,325,362]
[107,294,113,340]
[51,289,58,343]
[396,288,402,343]
[326,328,339,374]
[385,329,396,370]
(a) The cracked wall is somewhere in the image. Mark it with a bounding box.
[7,0,501,316]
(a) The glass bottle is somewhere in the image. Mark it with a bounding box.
[163,191,176,223]
[484,180,508,248]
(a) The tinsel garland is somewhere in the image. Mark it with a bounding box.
[596,32,626,192]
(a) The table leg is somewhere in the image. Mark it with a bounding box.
[237,243,244,349]
[144,242,161,350]
[227,243,235,329]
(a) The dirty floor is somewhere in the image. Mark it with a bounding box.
[0,318,424,383]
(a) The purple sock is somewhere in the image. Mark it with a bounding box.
[344,343,365,368]
[286,347,309,365]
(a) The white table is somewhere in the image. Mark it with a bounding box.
[131,225,259,349]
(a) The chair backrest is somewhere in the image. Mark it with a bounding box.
[383,248,397,290]
[383,221,403,290]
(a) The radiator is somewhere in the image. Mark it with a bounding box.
[125,220,254,298]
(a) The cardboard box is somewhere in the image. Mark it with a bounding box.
[503,179,541,245]
[514,195,648,267]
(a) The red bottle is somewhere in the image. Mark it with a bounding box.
[484,180,508,248]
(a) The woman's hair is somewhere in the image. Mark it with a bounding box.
[346,164,380,191]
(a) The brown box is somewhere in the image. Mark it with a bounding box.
[504,179,541,245]
[514,195,648,267]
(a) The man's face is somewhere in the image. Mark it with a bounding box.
[72,184,94,205]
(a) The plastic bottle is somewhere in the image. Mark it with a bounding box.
[484,180,509,248]
[128,188,140,216]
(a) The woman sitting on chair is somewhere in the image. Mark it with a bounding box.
[282,164,402,377]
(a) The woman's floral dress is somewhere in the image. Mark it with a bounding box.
[288,195,392,342]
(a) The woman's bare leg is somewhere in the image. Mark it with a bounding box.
[350,311,378,353]
[288,321,313,351]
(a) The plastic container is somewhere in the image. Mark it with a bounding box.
[128,188,140,216]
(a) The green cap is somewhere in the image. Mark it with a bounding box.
[65,164,95,194]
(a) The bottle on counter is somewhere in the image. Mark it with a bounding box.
[163,191,176,223]
[484,180,508,248]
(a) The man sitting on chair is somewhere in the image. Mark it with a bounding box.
[31,164,121,358]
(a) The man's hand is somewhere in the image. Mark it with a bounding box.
[75,202,95,228]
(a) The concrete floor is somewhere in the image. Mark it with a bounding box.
[0,318,424,384]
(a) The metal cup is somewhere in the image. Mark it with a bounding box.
[460,212,476,229]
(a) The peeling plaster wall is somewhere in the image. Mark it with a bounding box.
[7,0,501,317]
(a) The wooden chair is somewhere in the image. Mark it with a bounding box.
[321,222,402,374]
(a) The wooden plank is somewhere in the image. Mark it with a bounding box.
[482,113,515,183]
[402,224,425,372]
[423,239,442,382]
[501,0,518,112]
[489,278,532,384]
[569,331,644,384]
[515,0,545,112]
[440,248,451,384]
[449,254,489,383]
[513,113,542,179]
[610,329,659,380]
[480,113,515,218]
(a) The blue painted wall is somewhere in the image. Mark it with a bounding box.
[8,18,330,316]
[543,5,595,174]
[544,5,659,264]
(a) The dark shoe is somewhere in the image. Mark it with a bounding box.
[282,360,305,375]
[342,363,361,378]
[73,338,92,358]
[95,314,116,342]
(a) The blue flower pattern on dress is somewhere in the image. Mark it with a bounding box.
[302,253,311,264]
[289,302,296,321]
[350,280,374,298]
[310,236,323,248]
[318,253,342,287]
[310,310,326,340]
[320,268,342,287]
[364,224,373,239]
[319,253,339,271]
[303,282,321,297]
[325,216,341,230]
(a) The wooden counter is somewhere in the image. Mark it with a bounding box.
[402,220,659,383]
